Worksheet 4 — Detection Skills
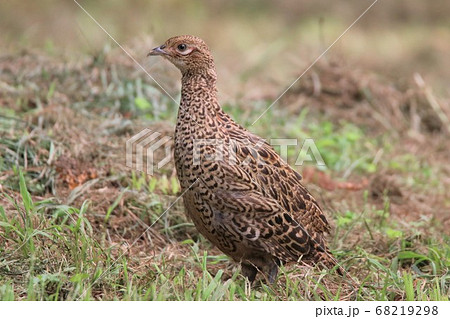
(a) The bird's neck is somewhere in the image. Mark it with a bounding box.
[179,69,221,120]
[182,66,218,86]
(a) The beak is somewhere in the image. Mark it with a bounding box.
[147,45,167,57]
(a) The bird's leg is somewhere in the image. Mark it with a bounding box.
[241,263,257,283]
[241,263,257,298]
[267,263,279,284]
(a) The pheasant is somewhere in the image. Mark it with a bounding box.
[148,35,343,283]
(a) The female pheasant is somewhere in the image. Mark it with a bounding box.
[148,35,342,283]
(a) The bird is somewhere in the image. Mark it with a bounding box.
[148,35,343,283]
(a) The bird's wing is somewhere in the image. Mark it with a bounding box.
[201,150,332,263]
[200,169,316,262]
[195,111,336,265]
[227,129,331,240]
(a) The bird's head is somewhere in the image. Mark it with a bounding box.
[148,35,215,75]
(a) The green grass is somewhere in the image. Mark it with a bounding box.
[1,145,448,300]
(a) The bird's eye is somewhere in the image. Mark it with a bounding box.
[177,44,187,51]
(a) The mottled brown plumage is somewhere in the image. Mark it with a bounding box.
[148,35,342,283]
